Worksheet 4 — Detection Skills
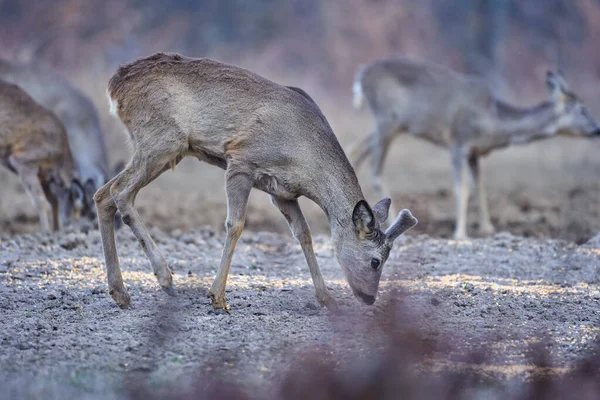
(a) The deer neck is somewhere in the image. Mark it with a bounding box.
[492,100,560,146]
[307,164,365,238]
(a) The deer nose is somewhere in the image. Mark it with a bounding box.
[594,129,600,136]
[356,291,376,305]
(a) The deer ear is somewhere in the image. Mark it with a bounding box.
[70,179,85,207]
[546,71,559,91]
[352,200,376,236]
[385,209,418,242]
[547,70,568,100]
[372,198,391,224]
[556,70,569,90]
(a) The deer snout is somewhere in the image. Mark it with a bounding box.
[355,291,376,305]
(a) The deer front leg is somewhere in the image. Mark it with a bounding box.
[271,196,340,313]
[370,130,398,219]
[451,150,470,239]
[468,155,495,236]
[209,172,253,311]
[9,157,51,232]
[348,133,374,172]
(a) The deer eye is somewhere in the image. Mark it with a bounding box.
[371,258,381,269]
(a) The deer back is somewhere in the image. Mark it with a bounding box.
[0,59,109,187]
[0,80,74,182]
[107,53,358,201]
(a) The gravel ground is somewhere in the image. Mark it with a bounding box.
[1,226,599,398]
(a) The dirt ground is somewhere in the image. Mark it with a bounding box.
[1,224,599,398]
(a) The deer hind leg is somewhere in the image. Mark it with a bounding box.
[451,150,470,239]
[110,152,180,297]
[209,171,253,310]
[94,174,129,307]
[9,156,51,232]
[271,196,339,313]
[95,156,181,308]
[468,155,495,236]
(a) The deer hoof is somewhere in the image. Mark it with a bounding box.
[110,288,131,309]
[453,231,469,240]
[317,294,341,315]
[479,224,496,237]
[161,285,177,297]
[209,290,229,312]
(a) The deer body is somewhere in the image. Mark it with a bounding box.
[96,53,417,310]
[0,60,112,218]
[351,57,600,238]
[0,80,81,231]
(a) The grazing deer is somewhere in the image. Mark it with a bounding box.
[0,59,119,221]
[350,57,600,239]
[96,52,418,311]
[0,80,83,231]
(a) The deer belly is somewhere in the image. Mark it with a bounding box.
[253,173,298,199]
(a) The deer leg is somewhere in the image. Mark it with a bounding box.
[49,194,61,231]
[41,183,61,231]
[348,133,374,171]
[94,159,177,308]
[94,174,130,307]
[370,131,398,219]
[9,157,51,232]
[111,155,177,297]
[271,196,340,313]
[451,151,470,239]
[468,155,494,236]
[209,171,253,310]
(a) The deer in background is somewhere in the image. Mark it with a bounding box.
[0,59,121,222]
[0,80,83,231]
[95,52,417,311]
[350,57,600,239]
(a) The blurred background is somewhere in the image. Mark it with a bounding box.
[0,0,599,242]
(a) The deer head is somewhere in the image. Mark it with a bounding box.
[44,174,85,228]
[333,198,417,305]
[546,71,600,137]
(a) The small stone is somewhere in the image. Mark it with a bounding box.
[46,291,58,300]
[305,302,318,310]
[208,309,228,315]
[430,297,441,306]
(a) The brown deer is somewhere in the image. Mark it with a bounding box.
[0,80,83,231]
[350,57,600,239]
[0,59,119,221]
[96,52,418,311]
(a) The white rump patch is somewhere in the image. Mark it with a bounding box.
[352,79,363,109]
[106,89,118,117]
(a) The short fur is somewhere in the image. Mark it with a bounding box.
[0,80,80,231]
[350,57,600,238]
[95,52,417,311]
[0,59,117,220]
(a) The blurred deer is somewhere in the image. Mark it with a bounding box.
[0,59,121,222]
[350,57,600,239]
[0,80,84,231]
[96,52,417,311]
